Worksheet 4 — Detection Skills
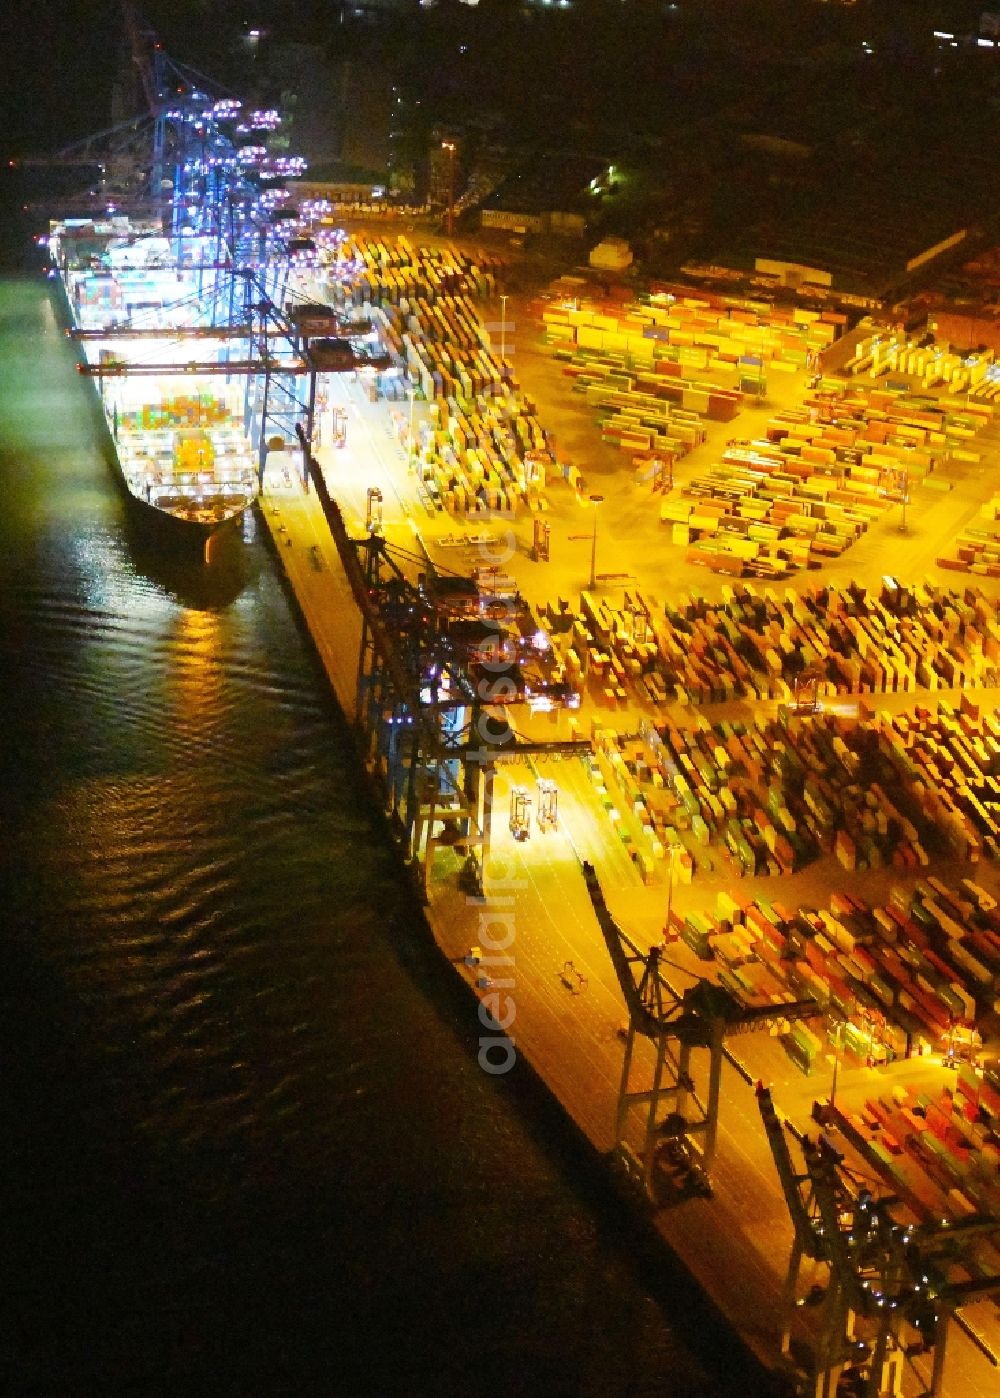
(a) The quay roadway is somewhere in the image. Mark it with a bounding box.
[254,273,1000,1392]
[260,459,363,720]
[257,461,813,1376]
[311,375,432,554]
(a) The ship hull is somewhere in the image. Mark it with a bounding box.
[115,478,249,542]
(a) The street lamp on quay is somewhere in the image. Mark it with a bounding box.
[569,492,605,588]
[500,293,508,364]
[441,140,456,237]
[407,383,416,469]
[662,840,681,942]
[588,492,604,590]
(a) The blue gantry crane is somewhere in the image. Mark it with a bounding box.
[39,6,389,476]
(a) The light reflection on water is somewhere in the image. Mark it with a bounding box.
[0,274,770,1397]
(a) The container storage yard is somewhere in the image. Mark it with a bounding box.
[34,54,1000,1394]
[237,222,1000,1398]
[26,4,1000,1395]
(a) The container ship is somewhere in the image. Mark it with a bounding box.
[47,219,259,543]
[33,17,321,552]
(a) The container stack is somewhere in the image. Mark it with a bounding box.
[583,711,939,879]
[654,373,998,576]
[414,394,550,516]
[663,441,890,574]
[538,288,841,478]
[324,235,499,308]
[371,295,503,403]
[541,285,839,380]
[562,348,739,430]
[939,490,1000,575]
[318,233,554,517]
[588,730,678,884]
[687,880,994,1068]
[121,392,230,432]
[68,270,125,327]
[829,1064,1000,1221]
[881,698,1000,862]
[800,381,990,465]
[846,330,1000,402]
[537,581,1000,713]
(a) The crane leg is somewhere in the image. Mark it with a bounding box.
[929,1313,948,1397]
[615,1021,638,1146]
[643,1036,668,1192]
[778,1239,803,1357]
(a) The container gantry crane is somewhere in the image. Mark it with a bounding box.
[305,464,589,892]
[39,9,388,475]
[582,860,820,1200]
[757,1085,1000,1398]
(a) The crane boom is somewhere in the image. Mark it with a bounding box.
[581,859,668,1038]
[122,1,161,120]
[756,1085,826,1260]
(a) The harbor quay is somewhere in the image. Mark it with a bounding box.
[51,192,1000,1392]
[252,280,1000,1398]
[30,10,1000,1389]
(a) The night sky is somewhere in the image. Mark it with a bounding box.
[3,2,119,156]
[1,2,271,159]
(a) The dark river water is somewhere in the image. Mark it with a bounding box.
[0,272,777,1397]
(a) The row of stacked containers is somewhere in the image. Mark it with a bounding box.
[535,579,1000,713]
[845,329,1000,398]
[579,698,1000,882]
[882,697,1000,863]
[418,398,549,515]
[661,384,992,575]
[121,393,230,431]
[534,286,995,577]
[321,235,552,516]
[643,708,937,878]
[676,879,997,1064]
[672,880,1000,1218]
[941,489,1000,576]
[805,382,991,457]
[324,235,500,304]
[832,1069,1000,1222]
[69,268,173,325]
[539,284,843,459]
[540,280,842,376]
